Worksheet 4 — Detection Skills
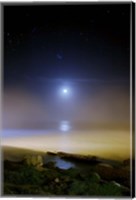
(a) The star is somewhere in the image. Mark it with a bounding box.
[80,32,84,36]
[85,37,89,42]
[56,54,63,60]
[32,27,37,33]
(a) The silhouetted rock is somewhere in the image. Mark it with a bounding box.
[111,181,130,196]
[46,161,56,169]
[111,181,121,187]
[47,151,57,156]
[57,152,101,164]
[97,163,113,168]
[54,178,60,183]
[91,172,101,182]
[123,159,130,166]
[24,155,43,167]
[4,160,23,170]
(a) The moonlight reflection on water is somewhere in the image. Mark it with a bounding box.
[60,121,71,132]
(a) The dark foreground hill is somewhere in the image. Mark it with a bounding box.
[2,146,133,197]
[3,146,45,161]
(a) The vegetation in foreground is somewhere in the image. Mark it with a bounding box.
[3,157,130,197]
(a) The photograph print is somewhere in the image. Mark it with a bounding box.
[1,1,135,198]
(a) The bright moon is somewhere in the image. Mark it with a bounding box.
[63,89,68,93]
[59,87,71,97]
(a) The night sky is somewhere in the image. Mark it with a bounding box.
[3,3,131,159]
[4,4,130,83]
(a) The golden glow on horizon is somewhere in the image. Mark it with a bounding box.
[2,130,130,160]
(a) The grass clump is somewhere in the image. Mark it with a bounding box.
[3,160,130,196]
